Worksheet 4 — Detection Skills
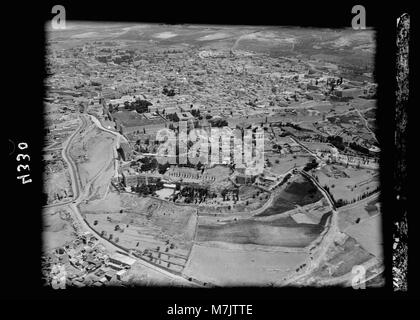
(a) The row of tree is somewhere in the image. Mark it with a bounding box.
[323,184,380,208]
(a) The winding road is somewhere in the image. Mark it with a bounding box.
[52,113,197,286]
[45,113,381,287]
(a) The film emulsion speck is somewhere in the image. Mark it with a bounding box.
[41,16,386,290]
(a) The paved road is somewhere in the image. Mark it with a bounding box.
[60,114,197,286]
[48,113,379,286]
[282,169,339,285]
[43,116,89,209]
[283,171,383,285]
[355,108,378,143]
[289,136,324,163]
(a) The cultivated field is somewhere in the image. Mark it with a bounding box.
[257,174,323,216]
[197,216,324,248]
[183,243,308,286]
[82,193,197,260]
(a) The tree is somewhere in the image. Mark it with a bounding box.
[158,162,170,174]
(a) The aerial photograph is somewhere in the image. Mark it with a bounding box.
[42,22,383,288]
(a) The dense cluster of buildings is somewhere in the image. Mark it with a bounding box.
[42,231,136,287]
[43,29,380,287]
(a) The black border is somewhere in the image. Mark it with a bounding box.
[4,1,416,303]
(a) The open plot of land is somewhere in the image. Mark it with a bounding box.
[87,158,116,201]
[125,262,191,287]
[113,110,166,129]
[197,216,324,248]
[300,142,334,152]
[256,194,296,216]
[266,153,311,175]
[322,235,374,277]
[43,208,77,252]
[43,170,73,203]
[327,111,361,125]
[298,200,332,225]
[183,243,308,286]
[81,191,122,213]
[344,214,382,258]
[70,125,117,189]
[257,174,323,217]
[281,175,323,204]
[338,194,380,230]
[349,98,376,111]
[296,233,375,284]
[205,165,232,179]
[82,193,197,258]
[238,186,268,201]
[314,164,379,203]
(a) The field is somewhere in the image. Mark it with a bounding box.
[81,191,122,212]
[314,164,379,203]
[183,243,308,286]
[327,111,361,125]
[43,208,77,252]
[43,170,73,204]
[82,193,197,261]
[322,236,374,277]
[296,233,375,285]
[69,124,117,192]
[301,142,334,152]
[266,153,311,175]
[349,98,376,111]
[344,214,382,258]
[257,174,323,217]
[112,110,166,128]
[338,194,380,230]
[125,262,191,287]
[238,185,268,201]
[197,217,324,248]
